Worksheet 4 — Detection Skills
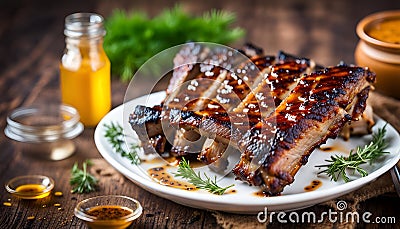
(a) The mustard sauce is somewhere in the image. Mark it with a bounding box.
[87,205,133,220]
[13,184,50,199]
[253,190,266,197]
[145,156,204,168]
[253,190,281,197]
[60,13,111,127]
[368,18,400,44]
[147,166,196,191]
[60,55,111,127]
[304,180,322,192]
[86,205,134,229]
[225,189,237,194]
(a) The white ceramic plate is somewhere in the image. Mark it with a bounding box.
[94,92,400,214]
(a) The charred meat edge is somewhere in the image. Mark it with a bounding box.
[233,65,375,195]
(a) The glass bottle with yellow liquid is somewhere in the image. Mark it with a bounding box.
[60,13,111,127]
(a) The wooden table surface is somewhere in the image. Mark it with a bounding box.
[1,0,400,228]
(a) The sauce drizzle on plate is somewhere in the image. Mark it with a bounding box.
[304,180,322,192]
[148,166,196,191]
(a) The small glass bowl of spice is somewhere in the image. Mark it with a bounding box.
[4,104,83,160]
[74,195,142,229]
[5,175,55,199]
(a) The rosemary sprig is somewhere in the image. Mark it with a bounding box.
[104,122,141,165]
[174,157,234,195]
[70,160,98,193]
[316,124,389,182]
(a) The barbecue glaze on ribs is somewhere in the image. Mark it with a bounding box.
[233,65,375,195]
[129,43,376,195]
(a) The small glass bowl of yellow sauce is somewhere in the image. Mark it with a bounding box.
[74,195,143,229]
[4,104,84,160]
[355,10,400,99]
[5,175,55,199]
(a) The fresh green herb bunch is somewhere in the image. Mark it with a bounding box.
[70,160,98,193]
[175,157,234,195]
[317,124,389,182]
[104,6,245,81]
[104,122,141,165]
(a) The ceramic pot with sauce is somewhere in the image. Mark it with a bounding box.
[355,10,400,99]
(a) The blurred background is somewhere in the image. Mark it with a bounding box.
[0,2,398,65]
[2,1,399,64]
[0,0,399,118]
[0,0,400,126]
